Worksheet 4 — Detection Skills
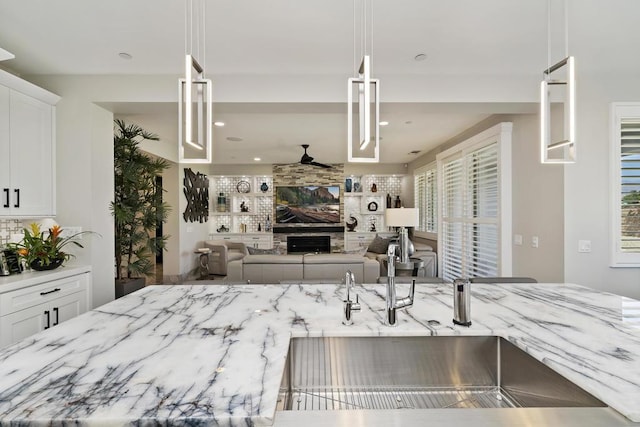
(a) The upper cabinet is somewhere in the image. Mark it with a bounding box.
[0,71,59,218]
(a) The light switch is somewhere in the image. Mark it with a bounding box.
[514,234,523,246]
[578,240,591,253]
[531,236,539,248]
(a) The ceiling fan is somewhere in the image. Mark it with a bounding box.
[298,144,332,169]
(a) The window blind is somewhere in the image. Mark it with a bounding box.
[414,165,437,234]
[620,119,640,254]
[441,143,499,282]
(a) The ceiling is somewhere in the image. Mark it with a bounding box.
[1,0,639,164]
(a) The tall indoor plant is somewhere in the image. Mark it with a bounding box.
[111,119,170,296]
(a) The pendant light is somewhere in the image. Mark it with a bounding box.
[178,0,213,163]
[347,0,380,163]
[540,0,576,164]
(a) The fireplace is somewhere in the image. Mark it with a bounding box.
[287,235,331,254]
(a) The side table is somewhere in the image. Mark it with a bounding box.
[195,248,211,279]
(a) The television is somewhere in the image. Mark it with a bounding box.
[275,185,340,224]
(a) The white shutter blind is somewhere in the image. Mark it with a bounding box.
[620,119,640,254]
[441,156,464,282]
[441,143,499,282]
[465,144,499,278]
[414,165,437,234]
[414,173,427,231]
[425,168,437,233]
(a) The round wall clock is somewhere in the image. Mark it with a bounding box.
[236,180,251,193]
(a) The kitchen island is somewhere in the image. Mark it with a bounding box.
[0,281,638,426]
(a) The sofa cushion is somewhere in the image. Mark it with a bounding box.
[303,254,365,264]
[242,254,303,264]
[367,235,391,254]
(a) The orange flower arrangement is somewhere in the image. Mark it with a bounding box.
[7,223,92,270]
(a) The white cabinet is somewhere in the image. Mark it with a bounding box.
[213,233,274,249]
[0,269,90,348]
[242,234,273,249]
[0,71,59,218]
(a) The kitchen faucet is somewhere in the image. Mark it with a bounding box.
[386,242,416,326]
[342,270,361,325]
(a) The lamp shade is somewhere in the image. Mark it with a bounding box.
[385,208,419,227]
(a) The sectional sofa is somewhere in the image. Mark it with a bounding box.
[226,253,380,284]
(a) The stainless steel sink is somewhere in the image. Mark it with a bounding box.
[277,336,605,411]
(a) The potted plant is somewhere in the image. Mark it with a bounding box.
[111,119,170,298]
[7,223,93,271]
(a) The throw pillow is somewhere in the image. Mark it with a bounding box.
[367,235,390,254]
[247,246,281,255]
[342,246,368,256]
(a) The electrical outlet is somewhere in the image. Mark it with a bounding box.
[514,234,523,246]
[578,240,592,253]
[60,226,82,239]
[531,236,539,248]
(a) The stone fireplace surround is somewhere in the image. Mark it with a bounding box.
[272,163,346,254]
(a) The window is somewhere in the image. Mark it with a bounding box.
[611,103,640,266]
[414,163,437,238]
[437,123,512,282]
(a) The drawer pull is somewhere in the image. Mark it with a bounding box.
[44,310,50,329]
[3,188,8,208]
[53,307,59,326]
[40,288,61,296]
[13,189,19,208]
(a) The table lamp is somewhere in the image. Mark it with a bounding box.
[385,208,419,264]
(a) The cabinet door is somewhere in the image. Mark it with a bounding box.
[0,86,9,212]
[50,291,87,326]
[0,303,48,348]
[8,90,54,216]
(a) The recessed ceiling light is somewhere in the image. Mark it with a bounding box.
[118,52,133,60]
[226,136,243,142]
[379,121,389,126]
[414,53,428,62]
[253,157,261,161]
[214,121,225,127]
[409,150,421,155]
[405,120,413,125]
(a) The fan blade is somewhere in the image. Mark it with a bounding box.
[310,161,332,169]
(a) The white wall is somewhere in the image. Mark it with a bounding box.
[510,110,564,282]
[565,75,640,299]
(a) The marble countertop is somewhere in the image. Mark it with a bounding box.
[0,281,638,425]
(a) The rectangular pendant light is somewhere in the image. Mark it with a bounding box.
[348,55,380,163]
[540,56,575,164]
[179,54,212,163]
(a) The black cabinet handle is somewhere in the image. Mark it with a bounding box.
[40,288,61,296]
[44,310,50,329]
[53,307,59,326]
[2,188,8,208]
[13,188,19,208]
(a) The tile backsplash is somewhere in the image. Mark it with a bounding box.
[0,219,23,247]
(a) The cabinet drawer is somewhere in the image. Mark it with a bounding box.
[0,274,89,315]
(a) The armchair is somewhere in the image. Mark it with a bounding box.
[204,240,249,276]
